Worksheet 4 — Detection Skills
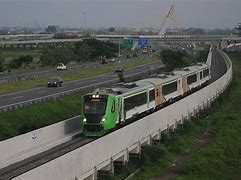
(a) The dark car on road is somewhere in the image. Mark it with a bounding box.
[47,77,63,87]
[126,54,131,58]
[115,67,124,73]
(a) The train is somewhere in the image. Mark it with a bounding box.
[80,63,211,136]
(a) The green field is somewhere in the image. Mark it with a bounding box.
[111,52,241,179]
[0,92,83,141]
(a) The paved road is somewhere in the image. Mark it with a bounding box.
[0,61,163,109]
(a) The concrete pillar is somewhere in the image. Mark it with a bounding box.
[114,148,129,171]
[152,129,162,143]
[129,141,141,158]
[97,158,114,179]
[174,119,178,129]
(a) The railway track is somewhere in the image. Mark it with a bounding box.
[0,47,228,180]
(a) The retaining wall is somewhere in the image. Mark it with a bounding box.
[0,116,81,169]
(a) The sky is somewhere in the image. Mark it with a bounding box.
[0,0,240,29]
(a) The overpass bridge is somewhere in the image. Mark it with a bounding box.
[0,34,232,49]
[0,38,83,49]
[0,47,232,180]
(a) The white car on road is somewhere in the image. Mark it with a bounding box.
[57,63,67,70]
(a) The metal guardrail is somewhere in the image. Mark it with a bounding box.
[0,70,151,113]
[0,63,104,84]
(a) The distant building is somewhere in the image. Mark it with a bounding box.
[236,23,241,37]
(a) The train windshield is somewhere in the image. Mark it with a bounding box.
[84,97,107,114]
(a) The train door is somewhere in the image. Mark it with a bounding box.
[182,75,189,94]
[117,98,123,124]
[197,72,201,86]
[155,84,166,106]
[177,78,182,94]
[155,84,161,106]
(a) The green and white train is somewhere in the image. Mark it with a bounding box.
[80,63,211,136]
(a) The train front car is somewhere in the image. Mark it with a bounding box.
[81,92,117,136]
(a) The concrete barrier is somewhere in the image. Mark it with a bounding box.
[13,50,232,180]
[0,116,81,169]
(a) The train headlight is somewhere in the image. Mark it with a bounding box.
[83,118,87,122]
[101,118,106,122]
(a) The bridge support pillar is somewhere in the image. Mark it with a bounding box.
[78,166,97,180]
[129,141,141,158]
[152,129,162,143]
[113,148,129,171]
[97,158,114,179]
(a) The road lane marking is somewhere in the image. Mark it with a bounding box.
[38,90,47,94]
[12,96,24,100]
[75,82,82,85]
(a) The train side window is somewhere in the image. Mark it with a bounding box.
[187,74,197,84]
[124,92,147,111]
[203,69,209,77]
[149,89,155,102]
[162,81,178,95]
[200,71,203,79]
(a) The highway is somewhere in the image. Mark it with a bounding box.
[0,53,149,84]
[0,61,163,110]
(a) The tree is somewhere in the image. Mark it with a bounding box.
[7,55,33,70]
[160,49,188,71]
[40,45,76,66]
[108,27,116,32]
[74,42,92,62]
[8,58,22,69]
[19,55,33,66]
[45,25,57,33]
[83,39,118,59]
[0,51,4,72]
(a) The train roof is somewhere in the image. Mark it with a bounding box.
[107,81,153,95]
[88,63,210,97]
[173,63,209,76]
[141,73,181,84]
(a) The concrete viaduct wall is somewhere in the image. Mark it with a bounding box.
[0,116,81,170]
[12,49,232,180]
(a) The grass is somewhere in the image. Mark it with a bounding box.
[0,55,158,95]
[110,52,241,179]
[0,92,84,141]
[176,52,241,179]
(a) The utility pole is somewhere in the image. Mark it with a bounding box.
[83,11,87,34]
[118,39,121,57]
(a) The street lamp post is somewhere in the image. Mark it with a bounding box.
[83,11,87,34]
[118,39,121,57]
